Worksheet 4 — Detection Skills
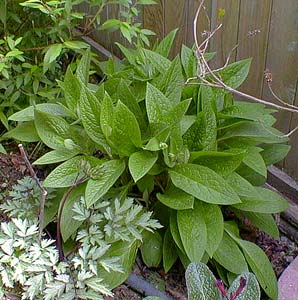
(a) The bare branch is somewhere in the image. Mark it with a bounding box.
[188,0,298,139]
[18,144,47,242]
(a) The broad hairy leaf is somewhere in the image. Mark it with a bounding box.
[103,100,142,156]
[261,144,291,166]
[43,156,92,188]
[33,148,79,165]
[169,164,240,205]
[233,238,277,300]
[155,29,178,58]
[79,85,110,152]
[227,273,261,300]
[163,228,178,273]
[157,185,194,210]
[241,211,279,238]
[233,186,289,213]
[242,147,267,178]
[8,103,71,122]
[85,159,125,207]
[156,56,183,105]
[140,231,162,267]
[34,110,70,150]
[128,150,158,182]
[58,66,82,114]
[213,231,248,274]
[177,201,207,262]
[190,150,246,176]
[181,44,196,78]
[218,58,252,89]
[3,122,40,142]
[185,262,221,300]
[199,202,223,257]
[142,49,171,73]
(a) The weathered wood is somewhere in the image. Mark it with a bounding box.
[143,0,164,40]
[279,218,298,244]
[236,0,272,98]
[164,0,188,57]
[209,0,240,68]
[262,0,298,174]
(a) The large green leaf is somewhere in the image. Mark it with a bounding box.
[155,29,178,58]
[58,66,82,113]
[76,51,91,84]
[242,147,267,178]
[163,228,178,273]
[218,121,288,144]
[85,159,125,207]
[34,110,70,150]
[170,164,240,205]
[43,156,92,188]
[100,240,140,289]
[241,211,279,238]
[177,202,207,262]
[261,144,291,166]
[79,85,110,152]
[233,238,278,300]
[233,187,289,213]
[218,58,251,89]
[146,83,174,124]
[8,103,71,122]
[190,150,246,176]
[33,149,79,165]
[157,185,194,210]
[156,56,183,104]
[114,79,146,131]
[226,172,259,199]
[60,184,86,242]
[181,44,196,78]
[3,122,40,142]
[128,151,158,182]
[200,202,223,257]
[140,231,162,267]
[107,101,142,156]
[213,231,248,274]
[142,49,171,73]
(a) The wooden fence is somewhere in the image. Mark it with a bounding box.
[81,0,298,180]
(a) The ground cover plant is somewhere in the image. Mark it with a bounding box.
[5,25,292,299]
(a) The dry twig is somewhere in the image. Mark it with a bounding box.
[18,144,47,242]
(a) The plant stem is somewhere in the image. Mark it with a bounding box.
[18,144,47,242]
[56,176,87,261]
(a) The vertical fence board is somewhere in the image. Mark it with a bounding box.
[262,0,298,176]
[209,0,240,68]
[144,0,164,40]
[236,0,272,97]
[164,0,188,56]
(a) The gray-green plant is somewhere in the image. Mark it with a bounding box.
[8,30,290,299]
[144,262,261,300]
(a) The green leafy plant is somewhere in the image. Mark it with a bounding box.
[0,0,156,152]
[9,30,290,299]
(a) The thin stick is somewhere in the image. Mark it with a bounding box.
[18,144,47,242]
[191,1,298,118]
